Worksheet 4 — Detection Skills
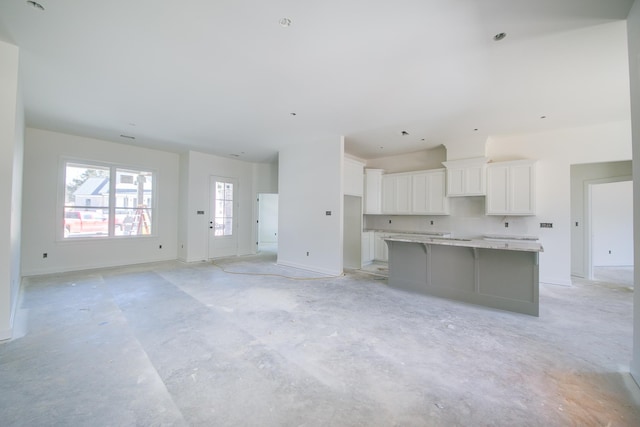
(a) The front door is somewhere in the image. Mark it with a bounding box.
[208,176,238,258]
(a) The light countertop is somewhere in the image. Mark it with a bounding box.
[384,234,543,253]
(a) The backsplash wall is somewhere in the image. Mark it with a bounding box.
[364,197,541,238]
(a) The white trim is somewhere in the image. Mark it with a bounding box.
[584,175,632,280]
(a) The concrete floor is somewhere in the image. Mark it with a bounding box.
[1,253,639,426]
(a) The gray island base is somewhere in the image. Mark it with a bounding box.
[384,236,543,316]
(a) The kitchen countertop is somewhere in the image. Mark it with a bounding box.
[384,234,543,253]
[364,229,451,237]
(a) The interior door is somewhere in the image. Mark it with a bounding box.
[208,176,238,258]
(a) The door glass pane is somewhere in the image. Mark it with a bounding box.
[214,181,234,237]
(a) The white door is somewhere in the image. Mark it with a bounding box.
[209,176,238,258]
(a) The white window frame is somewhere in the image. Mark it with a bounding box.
[58,157,157,241]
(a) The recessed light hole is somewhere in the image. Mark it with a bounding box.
[26,1,44,10]
[493,32,507,41]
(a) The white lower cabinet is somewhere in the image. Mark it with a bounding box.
[361,231,375,265]
[374,232,389,261]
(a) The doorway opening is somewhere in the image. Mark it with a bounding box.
[343,195,362,270]
[570,161,633,288]
[257,193,278,255]
[588,179,633,286]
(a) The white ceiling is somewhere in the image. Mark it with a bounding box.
[0,0,634,162]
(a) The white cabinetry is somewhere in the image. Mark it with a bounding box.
[382,173,412,214]
[374,232,390,261]
[486,160,536,215]
[364,169,383,214]
[344,158,365,197]
[382,169,449,215]
[411,169,449,215]
[442,157,488,197]
[361,231,375,265]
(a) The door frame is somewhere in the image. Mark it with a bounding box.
[584,175,632,279]
[208,175,239,259]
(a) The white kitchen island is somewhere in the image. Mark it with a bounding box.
[384,235,543,316]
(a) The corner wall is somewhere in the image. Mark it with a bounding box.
[179,150,272,262]
[627,0,640,383]
[21,128,180,275]
[0,40,23,340]
[278,137,344,276]
[570,161,632,277]
[486,121,632,285]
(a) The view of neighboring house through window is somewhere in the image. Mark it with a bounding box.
[64,161,154,238]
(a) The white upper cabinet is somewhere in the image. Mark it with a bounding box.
[364,169,384,214]
[486,160,536,215]
[344,158,365,197]
[411,169,449,215]
[442,157,489,197]
[382,173,412,214]
[381,169,449,215]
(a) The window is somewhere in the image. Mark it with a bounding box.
[63,161,154,238]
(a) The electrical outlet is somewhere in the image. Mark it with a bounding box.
[306,251,309,256]
[504,222,509,228]
[389,219,392,224]
[430,220,434,225]
[159,244,162,249]
[540,223,553,228]
[42,253,47,258]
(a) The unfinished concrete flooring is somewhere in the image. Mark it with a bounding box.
[1,253,639,426]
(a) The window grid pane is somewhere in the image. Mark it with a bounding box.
[63,162,154,238]
[214,181,233,237]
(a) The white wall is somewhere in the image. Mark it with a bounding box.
[570,161,632,276]
[278,136,344,276]
[179,150,274,262]
[0,40,23,340]
[627,0,640,382]
[21,128,180,275]
[486,121,632,285]
[366,146,446,173]
[592,180,633,266]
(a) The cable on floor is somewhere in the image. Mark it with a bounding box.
[211,260,345,281]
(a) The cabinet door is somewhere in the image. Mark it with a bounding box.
[382,174,411,214]
[374,233,388,261]
[486,165,509,214]
[412,173,429,213]
[382,176,396,214]
[395,174,412,214]
[447,168,465,196]
[465,165,486,195]
[510,163,535,214]
[364,169,383,214]
[412,170,449,214]
[427,170,449,214]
